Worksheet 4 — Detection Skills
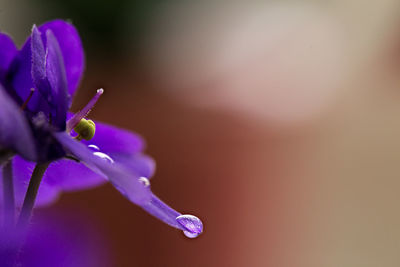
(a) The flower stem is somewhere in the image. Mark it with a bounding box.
[16,162,50,230]
[2,160,15,229]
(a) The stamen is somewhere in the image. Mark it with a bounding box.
[74,118,96,141]
[66,88,104,132]
[20,88,35,110]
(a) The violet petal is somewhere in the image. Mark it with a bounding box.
[42,159,106,192]
[45,30,69,129]
[0,156,60,208]
[0,85,36,161]
[141,193,182,229]
[31,25,52,106]
[54,132,151,205]
[80,120,145,155]
[0,33,17,78]
[10,45,50,115]
[36,20,84,96]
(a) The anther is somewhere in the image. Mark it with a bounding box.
[20,88,35,110]
[74,118,96,141]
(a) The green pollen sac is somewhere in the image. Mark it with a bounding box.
[74,118,96,141]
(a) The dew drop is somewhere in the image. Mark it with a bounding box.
[88,144,100,151]
[138,177,150,187]
[93,151,114,164]
[176,214,203,239]
[182,230,199,238]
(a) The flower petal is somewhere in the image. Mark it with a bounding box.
[0,33,17,79]
[0,156,60,208]
[53,133,193,232]
[80,121,145,155]
[81,120,155,177]
[0,85,36,161]
[54,132,151,204]
[36,20,84,96]
[141,193,183,230]
[111,153,155,178]
[29,25,55,124]
[12,156,60,206]
[30,26,69,129]
[0,156,104,209]
[43,158,106,192]
[9,27,51,115]
[45,30,69,129]
[10,20,83,114]
[31,25,50,100]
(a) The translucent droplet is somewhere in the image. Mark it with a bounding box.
[182,230,199,238]
[176,214,203,239]
[138,177,150,187]
[88,144,100,151]
[93,151,114,164]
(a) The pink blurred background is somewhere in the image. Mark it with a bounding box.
[2,0,400,266]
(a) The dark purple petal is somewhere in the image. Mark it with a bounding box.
[0,156,59,208]
[45,30,69,129]
[36,20,84,96]
[54,132,151,205]
[31,25,51,101]
[10,156,105,206]
[0,85,36,161]
[12,156,60,206]
[81,120,145,155]
[30,26,68,129]
[10,28,51,115]
[10,20,83,114]
[43,159,106,192]
[0,156,105,209]
[0,33,17,78]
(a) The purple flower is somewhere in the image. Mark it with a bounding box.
[0,20,202,237]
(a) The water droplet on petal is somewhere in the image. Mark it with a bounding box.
[138,177,150,187]
[93,151,114,164]
[88,144,100,151]
[176,214,203,239]
[182,230,200,238]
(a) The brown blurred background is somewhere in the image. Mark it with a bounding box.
[2,0,400,266]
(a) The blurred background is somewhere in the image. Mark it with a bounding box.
[2,0,400,266]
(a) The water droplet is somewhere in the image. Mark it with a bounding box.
[176,214,203,239]
[88,144,100,151]
[138,177,150,187]
[182,230,199,238]
[93,152,114,164]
